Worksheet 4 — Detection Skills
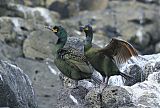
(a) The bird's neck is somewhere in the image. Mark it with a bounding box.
[84,32,93,52]
[56,37,67,49]
[55,35,67,57]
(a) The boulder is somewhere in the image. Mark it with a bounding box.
[124,71,160,108]
[48,0,79,19]
[23,30,55,60]
[0,3,59,24]
[85,88,102,108]
[79,0,109,11]
[15,57,62,108]
[124,64,143,86]
[0,41,23,61]
[102,86,134,108]
[0,60,37,108]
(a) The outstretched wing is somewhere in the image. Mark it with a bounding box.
[99,38,138,65]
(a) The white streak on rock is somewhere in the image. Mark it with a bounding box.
[0,74,3,81]
[69,94,79,105]
[47,64,58,75]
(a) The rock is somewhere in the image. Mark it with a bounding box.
[0,60,37,108]
[154,61,160,72]
[103,25,121,38]
[23,30,55,60]
[0,41,23,61]
[137,93,160,108]
[70,86,89,104]
[0,0,57,7]
[57,88,84,108]
[85,88,102,108]
[0,3,59,24]
[0,17,15,42]
[59,73,77,88]
[48,0,79,19]
[15,57,62,108]
[0,4,25,18]
[102,86,133,108]
[124,71,160,108]
[79,0,109,11]
[136,0,159,4]
[124,64,143,86]
[155,42,160,53]
[143,61,155,79]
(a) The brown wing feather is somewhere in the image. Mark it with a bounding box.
[99,38,138,65]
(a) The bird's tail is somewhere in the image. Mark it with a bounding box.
[91,74,102,85]
[119,72,133,80]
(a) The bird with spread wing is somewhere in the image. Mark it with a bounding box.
[80,25,138,85]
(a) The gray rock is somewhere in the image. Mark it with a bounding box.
[137,92,160,108]
[102,86,133,108]
[15,57,62,108]
[79,0,109,11]
[56,86,89,107]
[0,4,24,18]
[70,86,89,104]
[0,60,37,108]
[0,41,23,61]
[155,42,160,53]
[124,64,143,86]
[85,88,102,108]
[0,17,15,42]
[0,17,33,51]
[0,3,59,24]
[144,62,155,79]
[124,71,160,108]
[48,0,79,19]
[154,61,160,72]
[23,30,55,60]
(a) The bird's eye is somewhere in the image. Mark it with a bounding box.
[52,28,58,33]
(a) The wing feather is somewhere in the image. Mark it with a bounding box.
[99,38,138,65]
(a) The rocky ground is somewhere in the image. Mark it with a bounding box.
[0,0,160,108]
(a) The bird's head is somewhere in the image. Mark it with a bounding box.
[45,25,67,39]
[80,24,93,36]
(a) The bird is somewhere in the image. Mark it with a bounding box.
[45,25,101,87]
[80,24,138,85]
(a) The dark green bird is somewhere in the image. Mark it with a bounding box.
[45,25,101,85]
[80,25,138,85]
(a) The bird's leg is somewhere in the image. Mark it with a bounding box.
[102,77,106,83]
[100,76,110,92]
[99,76,107,92]
[104,76,109,87]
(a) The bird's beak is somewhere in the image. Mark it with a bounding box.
[79,26,85,32]
[45,25,57,33]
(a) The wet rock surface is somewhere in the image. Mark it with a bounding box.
[0,0,160,108]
